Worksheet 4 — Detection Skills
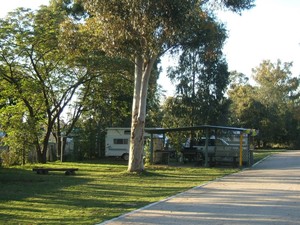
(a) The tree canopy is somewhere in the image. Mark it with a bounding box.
[0,0,256,167]
[228,60,300,147]
[0,7,92,163]
[78,0,255,172]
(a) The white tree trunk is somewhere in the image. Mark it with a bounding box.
[128,55,156,172]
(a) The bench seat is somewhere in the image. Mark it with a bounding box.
[32,168,78,175]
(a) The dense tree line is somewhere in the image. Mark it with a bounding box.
[0,2,161,164]
[8,1,299,170]
[228,60,300,148]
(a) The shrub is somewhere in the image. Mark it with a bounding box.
[0,150,20,167]
[144,139,151,166]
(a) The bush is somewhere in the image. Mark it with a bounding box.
[0,150,20,167]
[144,139,151,166]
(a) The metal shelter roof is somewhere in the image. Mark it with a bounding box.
[145,125,249,134]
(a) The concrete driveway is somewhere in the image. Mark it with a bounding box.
[99,151,300,225]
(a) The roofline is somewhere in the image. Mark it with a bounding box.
[105,125,251,134]
[145,125,249,134]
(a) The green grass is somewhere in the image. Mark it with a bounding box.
[253,149,285,163]
[0,153,275,225]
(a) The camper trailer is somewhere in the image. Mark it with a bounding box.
[105,127,164,160]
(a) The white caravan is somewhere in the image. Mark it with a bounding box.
[105,127,163,160]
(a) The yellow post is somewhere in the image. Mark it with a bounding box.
[239,132,243,167]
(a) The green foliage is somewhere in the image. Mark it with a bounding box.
[50,0,87,20]
[0,150,20,167]
[160,97,194,153]
[79,0,254,172]
[0,0,255,168]
[166,45,230,126]
[143,139,151,166]
[0,7,97,163]
[219,0,255,12]
[161,1,252,128]
[83,0,207,57]
[228,60,300,148]
[70,120,105,160]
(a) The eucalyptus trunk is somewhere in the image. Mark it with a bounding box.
[128,55,156,172]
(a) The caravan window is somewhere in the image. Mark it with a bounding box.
[113,139,129,144]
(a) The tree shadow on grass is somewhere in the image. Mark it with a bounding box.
[0,166,177,224]
[0,167,90,200]
[0,162,237,224]
[0,167,92,223]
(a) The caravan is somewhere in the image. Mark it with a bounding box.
[105,128,132,160]
[105,127,164,160]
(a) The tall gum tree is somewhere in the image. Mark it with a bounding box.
[82,0,255,172]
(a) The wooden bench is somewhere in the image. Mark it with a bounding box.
[32,168,78,175]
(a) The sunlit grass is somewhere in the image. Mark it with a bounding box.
[253,149,286,163]
[0,153,274,224]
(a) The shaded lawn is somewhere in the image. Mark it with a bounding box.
[0,154,275,225]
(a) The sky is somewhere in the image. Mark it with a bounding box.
[1,0,300,97]
[160,0,300,96]
[0,0,49,16]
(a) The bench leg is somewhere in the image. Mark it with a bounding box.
[36,170,48,175]
[65,170,76,175]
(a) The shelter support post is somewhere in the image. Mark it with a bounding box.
[150,133,154,164]
[60,136,64,162]
[204,128,210,167]
[239,132,243,167]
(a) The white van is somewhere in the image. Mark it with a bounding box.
[105,128,131,160]
[105,127,165,161]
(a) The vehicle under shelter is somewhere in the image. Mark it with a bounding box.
[146,125,257,167]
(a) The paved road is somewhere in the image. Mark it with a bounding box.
[99,151,300,225]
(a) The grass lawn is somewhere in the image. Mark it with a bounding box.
[253,149,285,163]
[0,152,276,225]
